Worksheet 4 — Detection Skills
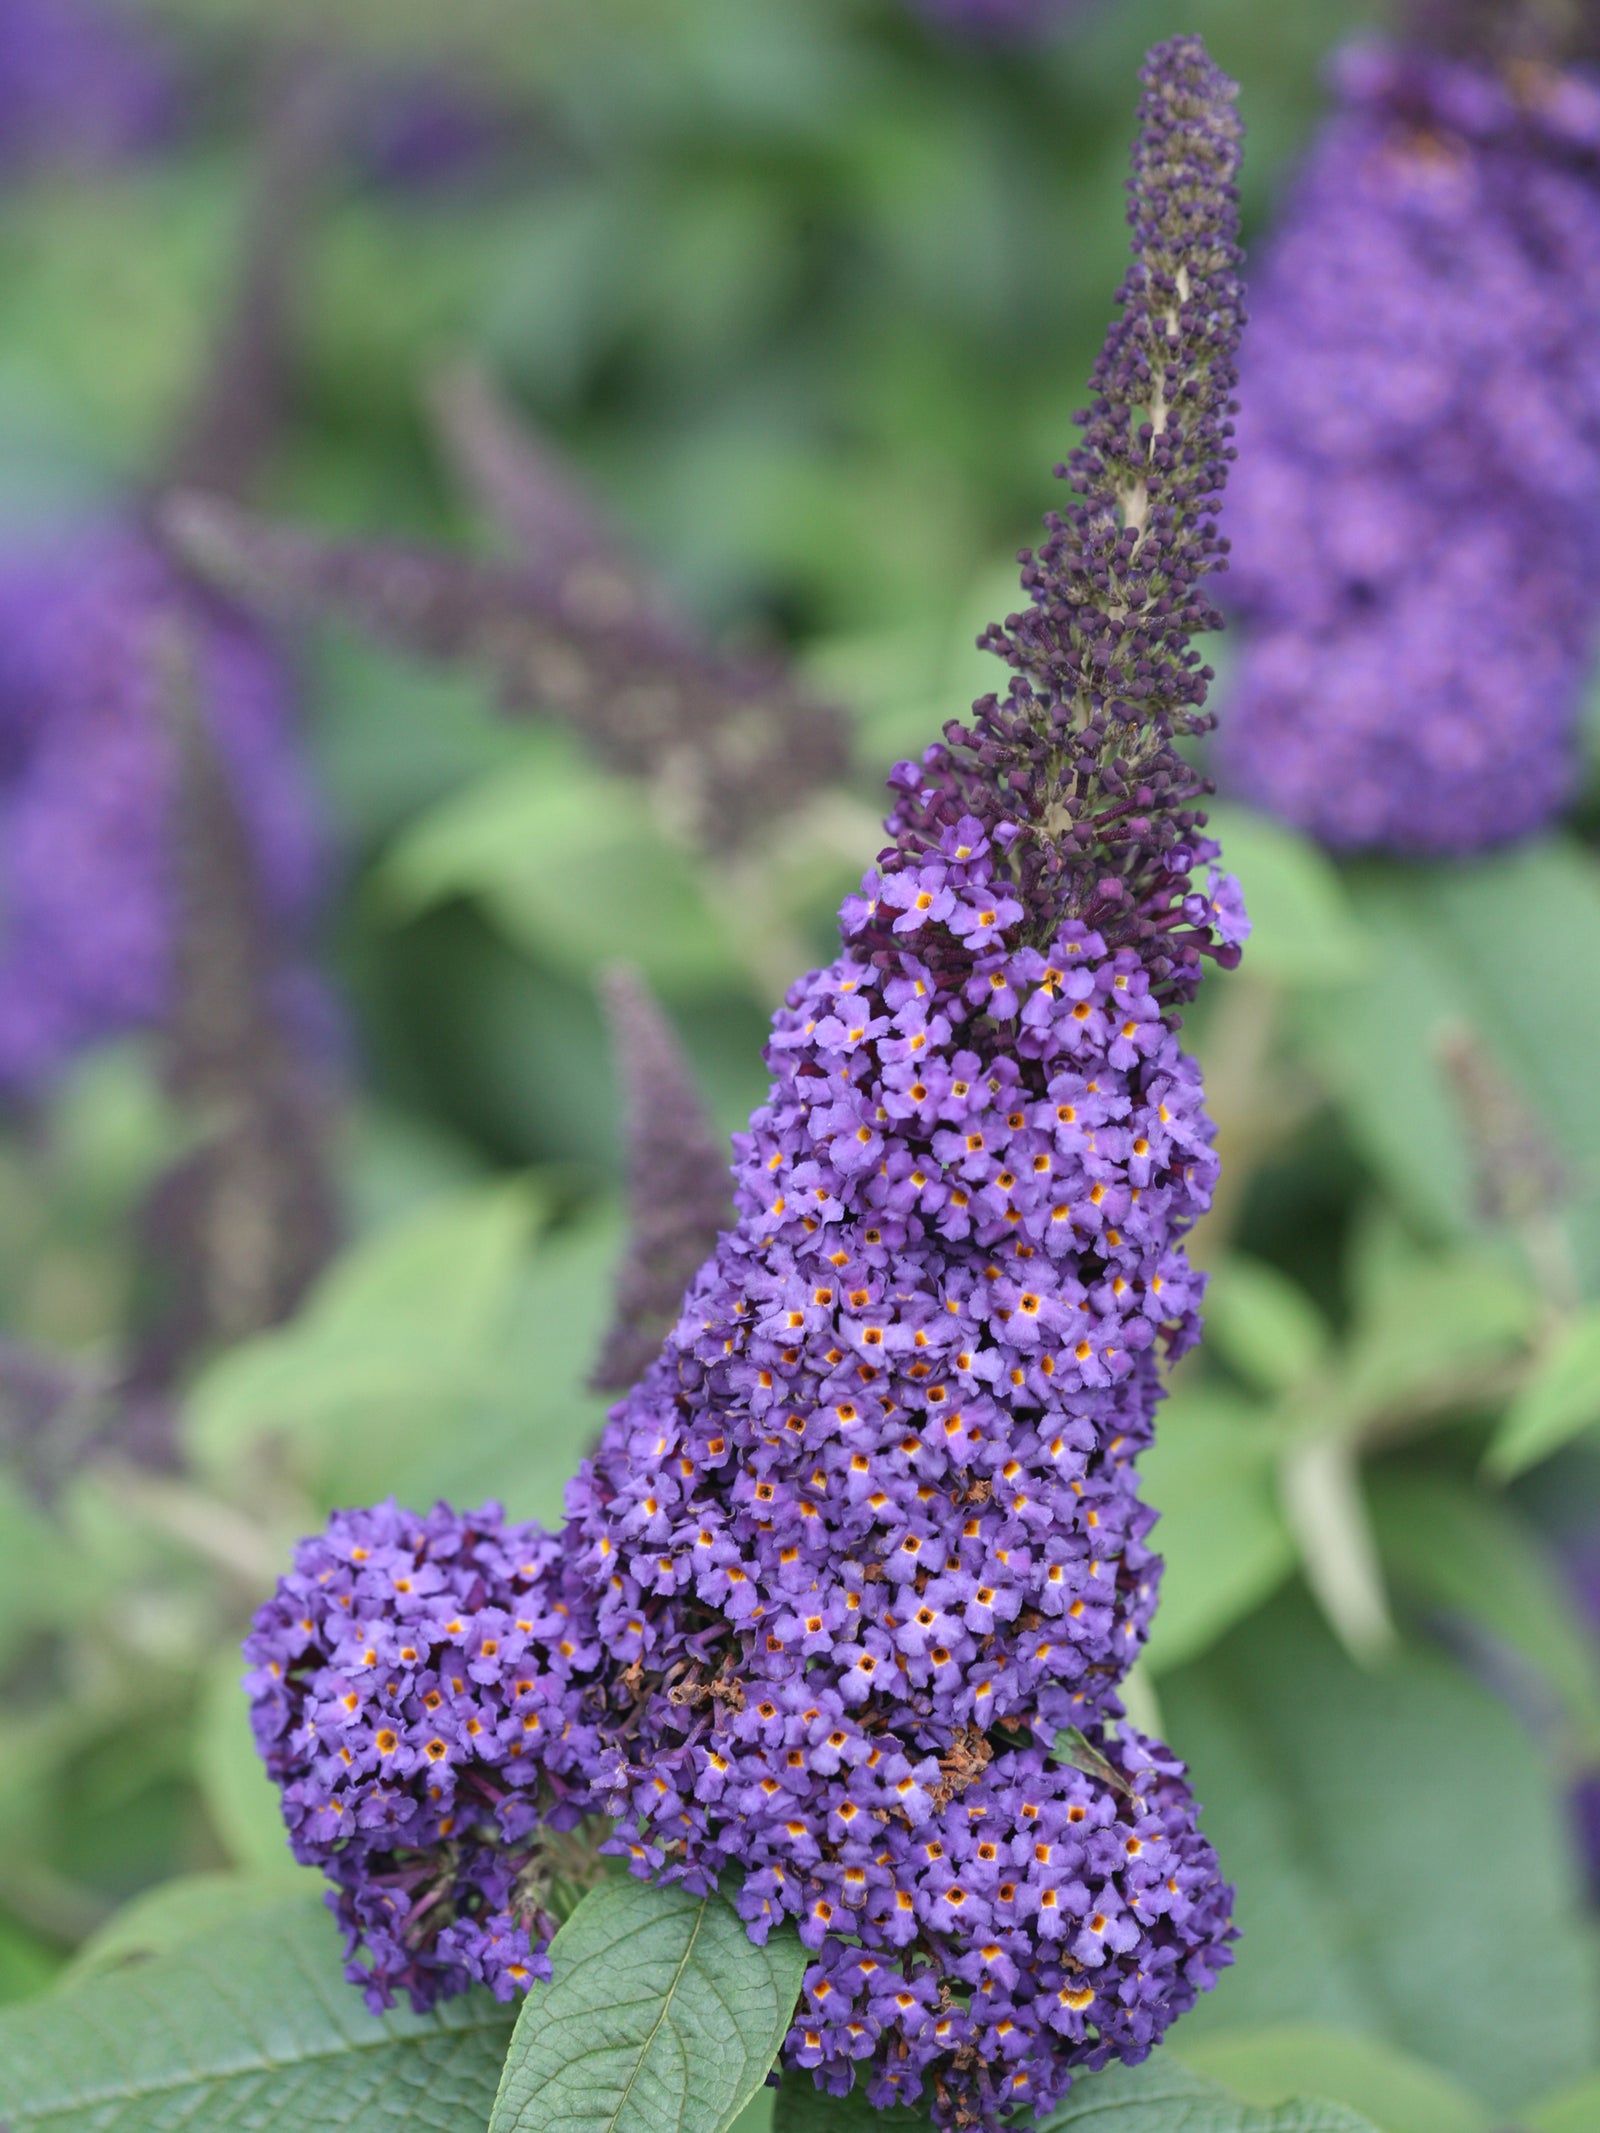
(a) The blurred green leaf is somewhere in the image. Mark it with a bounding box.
[771,2080,930,2131]
[1523,2071,1600,2133]
[1369,1472,1600,1756]
[1204,806,1370,988]
[0,1894,515,2131]
[1203,1256,1331,1397]
[1175,2026,1490,2133]
[63,1872,313,1988]
[0,1915,62,2008]
[186,1181,544,1505]
[1164,1590,1599,2109]
[380,734,742,994]
[1486,1309,1600,1479]
[1037,2057,1378,2130]
[1279,1437,1394,1666]
[1138,1391,1295,1675]
[488,1879,807,2133]
[1295,841,1600,1289]
[192,1647,316,1882]
[1330,1253,1536,1438]
[305,632,523,853]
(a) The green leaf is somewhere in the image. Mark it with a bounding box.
[1370,1472,1600,1756]
[771,2078,931,2130]
[380,734,741,995]
[1035,2055,1379,2130]
[0,1913,62,2007]
[1522,2071,1600,2133]
[488,1878,808,2133]
[1137,1392,1296,1675]
[1486,1308,1600,1478]
[185,1182,544,1509]
[1202,1257,1331,1398]
[1294,842,1600,1290]
[63,1873,313,1988]
[1163,1590,1599,2110]
[0,1894,515,2131]
[1050,1726,1135,1798]
[1176,2026,1491,2133]
[1203,806,1370,988]
[1329,1251,1536,1438]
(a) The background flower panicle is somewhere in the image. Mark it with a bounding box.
[0,0,176,177]
[590,966,732,1397]
[1220,36,1600,853]
[246,36,1245,2132]
[0,527,322,1093]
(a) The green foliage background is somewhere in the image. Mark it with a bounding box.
[3,3,1600,2131]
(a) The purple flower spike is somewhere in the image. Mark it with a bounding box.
[1221,38,1600,852]
[0,526,321,1093]
[248,40,1243,2128]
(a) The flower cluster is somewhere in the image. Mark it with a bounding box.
[243,1499,605,2011]
[248,35,1244,2130]
[0,525,322,1091]
[1220,38,1600,851]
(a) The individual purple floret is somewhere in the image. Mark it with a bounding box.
[0,525,322,1091]
[0,0,176,176]
[1220,38,1600,851]
[243,1499,606,2010]
[248,37,1243,2129]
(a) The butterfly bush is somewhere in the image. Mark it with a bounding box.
[0,527,322,1092]
[1221,39,1600,852]
[247,35,1245,2130]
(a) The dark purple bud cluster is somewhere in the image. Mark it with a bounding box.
[0,526,322,1092]
[1221,39,1600,851]
[882,39,1244,999]
[244,1499,606,2012]
[247,38,1244,2131]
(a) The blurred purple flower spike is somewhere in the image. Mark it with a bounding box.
[1221,35,1600,851]
[0,0,176,175]
[0,525,321,1093]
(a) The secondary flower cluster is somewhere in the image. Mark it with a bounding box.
[247,36,1243,2131]
[1221,39,1600,851]
[0,525,322,1091]
[244,1499,604,2010]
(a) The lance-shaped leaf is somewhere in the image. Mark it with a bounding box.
[160,490,850,850]
[487,1878,809,2133]
[591,966,730,1392]
[0,1894,516,2131]
[127,630,339,1393]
